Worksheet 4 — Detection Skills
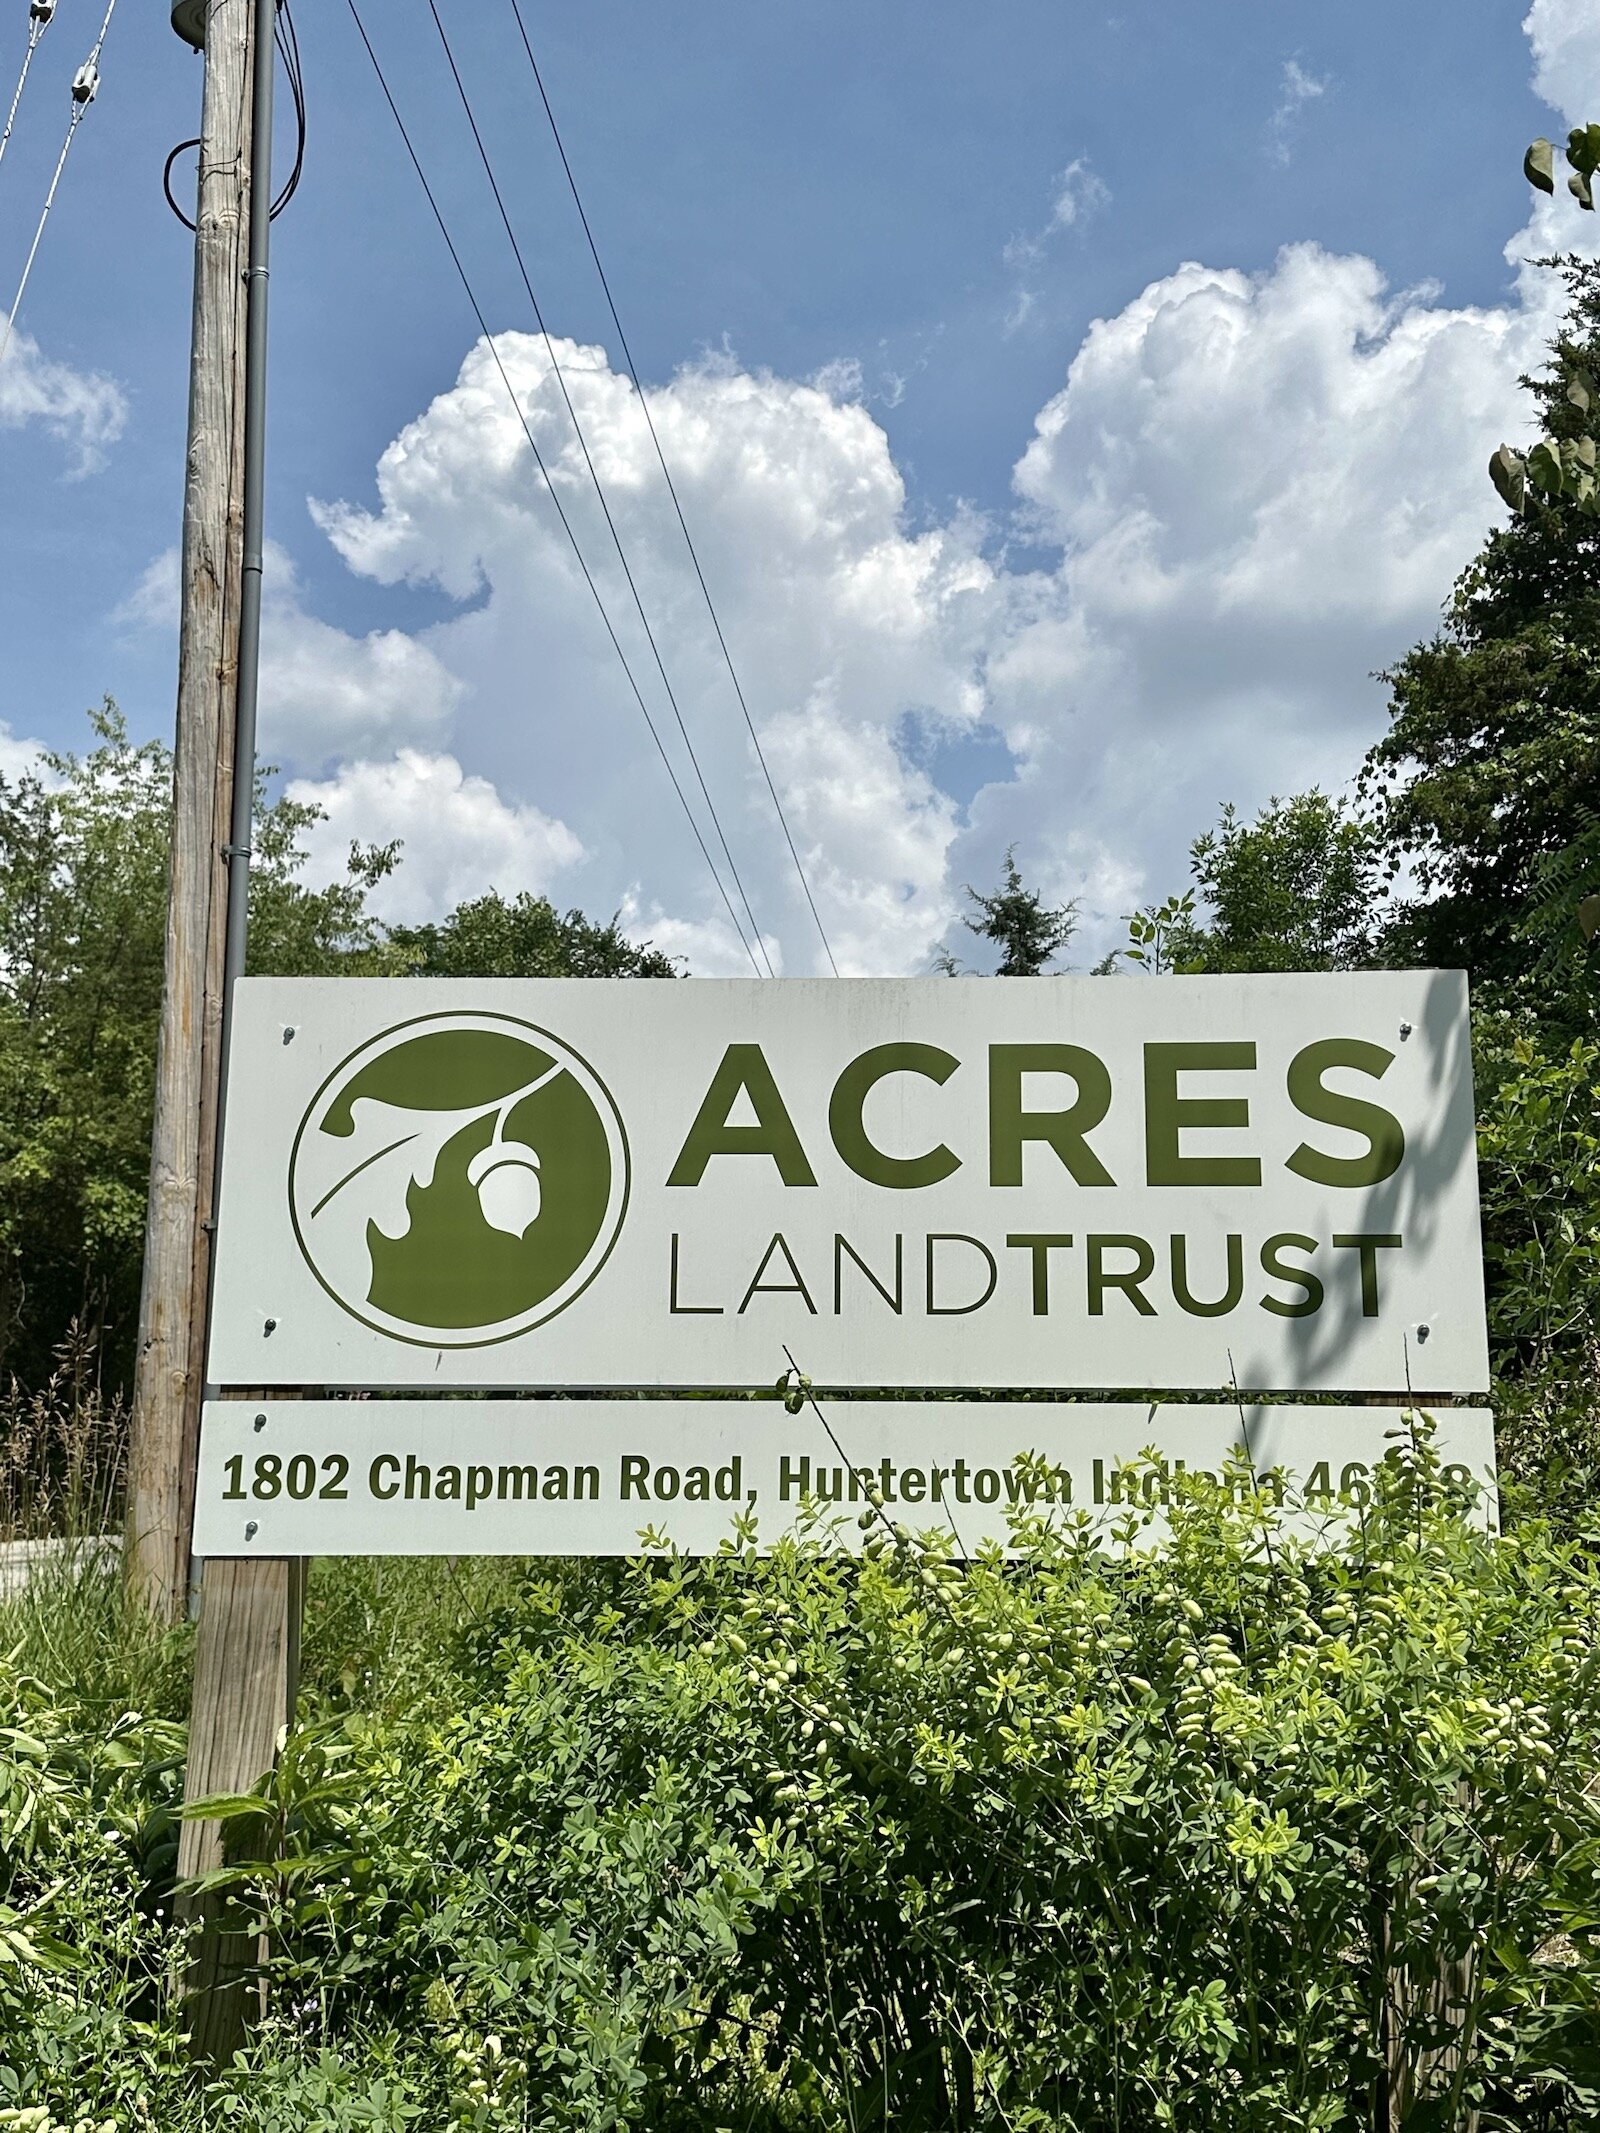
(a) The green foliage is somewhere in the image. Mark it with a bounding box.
[1121,891,1197,975]
[1473,1021,1600,1509]
[1364,263,1600,1006]
[1120,794,1382,976]
[7,1465,1600,2129]
[0,708,402,1394]
[245,807,404,982]
[1523,125,1600,214]
[1521,804,1600,978]
[389,891,679,980]
[1493,133,1600,511]
[0,707,175,1395]
[948,849,1076,978]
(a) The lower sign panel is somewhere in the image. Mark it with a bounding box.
[194,1399,1497,1557]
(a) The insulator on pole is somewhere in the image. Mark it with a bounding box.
[171,1,206,51]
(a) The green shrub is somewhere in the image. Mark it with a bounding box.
[6,1444,1600,2130]
[183,1444,1600,2131]
[1475,1021,1600,1516]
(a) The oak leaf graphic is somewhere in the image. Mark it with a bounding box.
[299,1062,563,1306]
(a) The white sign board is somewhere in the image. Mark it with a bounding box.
[207,973,1488,1394]
[192,1398,1497,1557]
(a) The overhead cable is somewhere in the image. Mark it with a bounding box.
[270,0,304,217]
[425,0,775,976]
[344,0,765,977]
[165,0,304,234]
[506,0,840,976]
[0,0,57,182]
[0,0,119,378]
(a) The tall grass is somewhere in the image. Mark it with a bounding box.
[0,1324,128,1543]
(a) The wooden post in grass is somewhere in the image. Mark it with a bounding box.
[176,1548,306,2065]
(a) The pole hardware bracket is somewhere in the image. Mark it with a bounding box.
[220,842,252,860]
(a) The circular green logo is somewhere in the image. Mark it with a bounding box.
[290,1012,628,1348]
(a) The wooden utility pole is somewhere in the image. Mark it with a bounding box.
[134,0,305,2064]
[126,0,260,1622]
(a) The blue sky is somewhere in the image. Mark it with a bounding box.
[0,0,1589,971]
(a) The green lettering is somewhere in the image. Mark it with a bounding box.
[989,1043,1114,1186]
[668,1043,816,1186]
[1005,1232,1074,1314]
[738,1233,818,1314]
[829,1043,960,1187]
[1170,1232,1244,1317]
[1144,1042,1261,1186]
[1331,1232,1402,1317]
[1286,1039,1405,1186]
[1087,1234,1157,1316]
[1259,1233,1324,1318]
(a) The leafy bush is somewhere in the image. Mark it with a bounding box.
[1474,1021,1600,1514]
[23,1442,1566,2133]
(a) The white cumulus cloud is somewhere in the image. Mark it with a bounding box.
[1526,0,1600,122]
[308,335,991,972]
[970,242,1538,948]
[0,318,126,473]
[286,749,583,926]
[117,543,466,768]
[112,0,1600,975]
[0,722,45,784]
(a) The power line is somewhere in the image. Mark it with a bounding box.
[343,0,764,977]
[425,0,775,977]
[163,0,305,236]
[0,0,56,182]
[0,0,119,379]
[270,0,306,218]
[506,0,840,977]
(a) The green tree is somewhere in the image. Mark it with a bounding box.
[388,890,679,979]
[0,708,401,1394]
[247,799,402,978]
[1124,792,1382,975]
[1364,259,1600,1013]
[948,847,1076,977]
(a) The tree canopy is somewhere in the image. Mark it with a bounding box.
[389,891,678,980]
[1363,258,1600,1017]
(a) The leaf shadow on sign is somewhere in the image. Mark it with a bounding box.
[1229,971,1480,1401]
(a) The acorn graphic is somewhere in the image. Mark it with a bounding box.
[468,1133,543,1239]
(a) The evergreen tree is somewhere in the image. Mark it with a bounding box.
[1364,257,1600,1018]
[953,849,1076,976]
